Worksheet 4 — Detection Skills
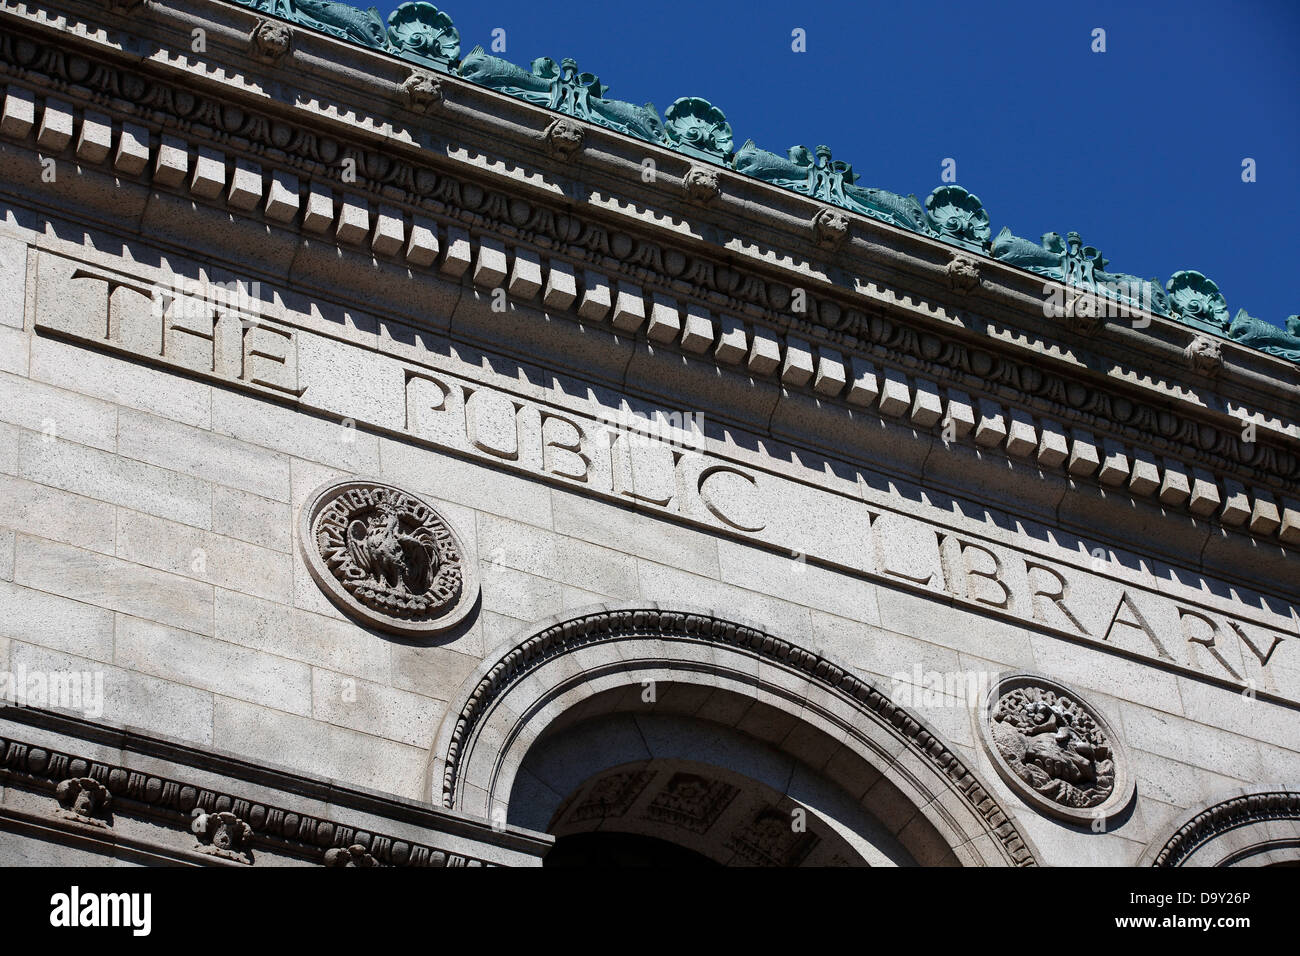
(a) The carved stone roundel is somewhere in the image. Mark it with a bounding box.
[299,480,478,636]
[979,672,1135,825]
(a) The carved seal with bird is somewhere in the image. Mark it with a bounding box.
[301,479,477,635]
[346,498,438,596]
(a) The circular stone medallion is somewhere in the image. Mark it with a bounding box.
[979,672,1134,825]
[299,479,477,636]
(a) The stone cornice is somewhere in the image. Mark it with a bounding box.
[0,0,1297,558]
[155,0,1300,371]
[0,706,550,865]
[16,1,1299,388]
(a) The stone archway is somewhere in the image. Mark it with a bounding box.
[1138,787,1300,866]
[431,606,1040,866]
[512,703,914,866]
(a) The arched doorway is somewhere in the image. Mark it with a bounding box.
[431,606,1039,867]
[516,707,907,866]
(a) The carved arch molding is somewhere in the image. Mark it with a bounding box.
[1140,788,1300,867]
[431,606,1040,866]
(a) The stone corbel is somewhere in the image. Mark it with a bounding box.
[542,117,584,160]
[946,254,981,292]
[812,207,849,249]
[250,17,293,63]
[683,164,721,204]
[402,70,444,113]
[1064,291,1105,335]
[1186,334,1225,375]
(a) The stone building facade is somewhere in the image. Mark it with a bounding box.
[0,0,1297,867]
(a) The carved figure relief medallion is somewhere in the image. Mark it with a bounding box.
[299,479,478,636]
[979,672,1135,824]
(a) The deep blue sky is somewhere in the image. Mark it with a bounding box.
[373,0,1298,325]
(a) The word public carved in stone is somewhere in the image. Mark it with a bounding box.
[299,480,478,636]
[980,673,1134,824]
[401,371,1296,699]
[27,246,1295,696]
[11,18,1298,519]
[405,372,767,537]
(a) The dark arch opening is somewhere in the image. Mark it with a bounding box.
[511,704,919,866]
[545,832,721,868]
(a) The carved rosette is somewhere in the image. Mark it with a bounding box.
[299,479,478,636]
[250,18,293,63]
[979,672,1134,825]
